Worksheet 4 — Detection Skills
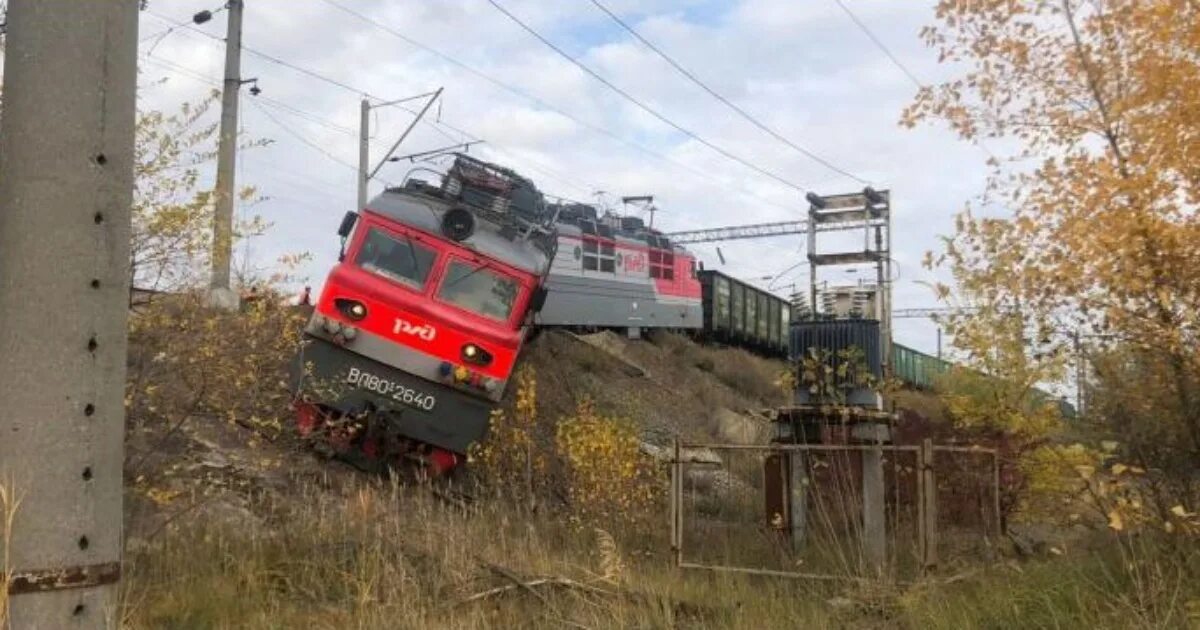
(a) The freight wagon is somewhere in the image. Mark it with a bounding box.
[698,269,790,356]
[891,342,947,390]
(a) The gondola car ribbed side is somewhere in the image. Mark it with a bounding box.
[698,269,790,356]
[891,342,948,390]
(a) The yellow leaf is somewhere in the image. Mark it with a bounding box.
[1170,505,1193,518]
[1100,441,1119,453]
[1107,510,1124,532]
[1110,463,1128,476]
[1075,465,1095,479]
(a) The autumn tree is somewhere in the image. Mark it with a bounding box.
[907,1,1200,469]
[133,88,266,296]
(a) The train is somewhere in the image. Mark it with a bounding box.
[293,155,1070,475]
[293,155,557,474]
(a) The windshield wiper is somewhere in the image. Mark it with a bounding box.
[400,232,422,279]
[442,258,498,292]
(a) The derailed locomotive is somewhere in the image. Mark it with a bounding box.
[294,155,556,475]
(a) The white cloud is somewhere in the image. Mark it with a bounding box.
[131,0,990,355]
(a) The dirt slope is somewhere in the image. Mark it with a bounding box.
[124,329,788,541]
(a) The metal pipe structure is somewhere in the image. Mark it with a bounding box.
[0,0,138,626]
[357,89,443,210]
[663,215,887,245]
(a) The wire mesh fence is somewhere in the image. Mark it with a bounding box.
[669,441,998,582]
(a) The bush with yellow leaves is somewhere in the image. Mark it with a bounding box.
[555,398,661,529]
[468,367,548,502]
[471,368,663,529]
[127,289,306,440]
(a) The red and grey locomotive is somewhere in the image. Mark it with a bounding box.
[536,203,703,336]
[294,155,556,475]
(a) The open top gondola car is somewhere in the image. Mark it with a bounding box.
[294,155,557,475]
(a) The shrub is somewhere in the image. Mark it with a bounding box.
[468,367,548,503]
[556,399,662,529]
[126,291,306,439]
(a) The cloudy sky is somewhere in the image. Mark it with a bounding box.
[135,0,995,356]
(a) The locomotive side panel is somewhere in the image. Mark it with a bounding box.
[539,222,702,330]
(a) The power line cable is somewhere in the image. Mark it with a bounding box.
[402,108,608,197]
[146,50,600,200]
[588,0,869,186]
[485,0,811,194]
[147,11,597,194]
[140,5,213,48]
[829,0,999,161]
[830,0,923,89]
[141,55,372,184]
[143,53,356,136]
[146,9,383,99]
[246,97,390,185]
[147,5,801,217]
[317,0,801,215]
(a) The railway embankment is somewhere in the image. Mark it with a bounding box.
[118,304,1194,628]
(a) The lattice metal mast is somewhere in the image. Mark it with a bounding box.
[663,213,887,245]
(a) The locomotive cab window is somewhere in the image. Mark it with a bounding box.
[356,227,436,289]
[437,259,520,322]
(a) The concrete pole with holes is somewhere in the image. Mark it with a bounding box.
[0,0,138,626]
[208,0,245,310]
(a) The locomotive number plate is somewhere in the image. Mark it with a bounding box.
[346,367,437,411]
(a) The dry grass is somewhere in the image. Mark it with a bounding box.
[114,306,1199,629]
[119,477,842,629]
[118,473,1200,630]
[0,477,21,630]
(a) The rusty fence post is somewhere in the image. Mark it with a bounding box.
[919,439,939,573]
[671,439,682,568]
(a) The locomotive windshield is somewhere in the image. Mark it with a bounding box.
[437,259,520,322]
[356,227,436,290]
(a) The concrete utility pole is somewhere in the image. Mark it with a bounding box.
[358,98,370,211]
[208,0,245,310]
[0,0,137,627]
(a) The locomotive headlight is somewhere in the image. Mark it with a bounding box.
[335,298,368,321]
[461,343,493,366]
